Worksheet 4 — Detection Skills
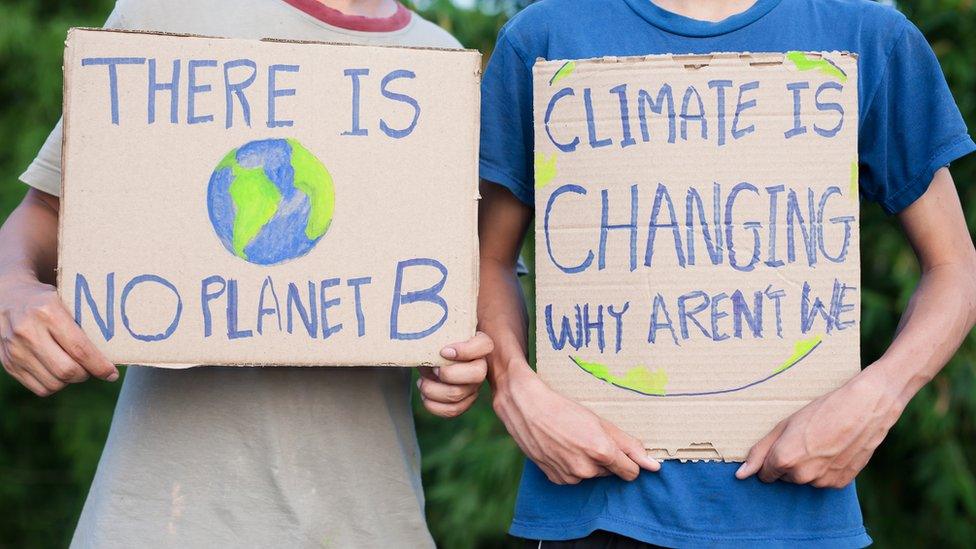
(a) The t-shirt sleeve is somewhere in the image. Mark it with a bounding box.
[859,20,976,214]
[479,30,536,206]
[19,117,65,196]
[18,1,131,197]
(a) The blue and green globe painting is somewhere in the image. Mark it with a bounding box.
[207,138,335,265]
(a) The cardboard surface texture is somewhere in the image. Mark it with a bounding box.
[533,52,860,460]
[59,28,481,367]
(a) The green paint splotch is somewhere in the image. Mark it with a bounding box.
[287,138,335,240]
[849,160,859,199]
[220,151,282,260]
[772,335,823,375]
[572,356,668,396]
[535,153,558,189]
[549,61,576,86]
[786,52,847,83]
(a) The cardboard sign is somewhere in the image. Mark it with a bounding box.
[59,28,481,367]
[533,52,860,460]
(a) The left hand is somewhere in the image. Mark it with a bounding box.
[416,331,493,418]
[735,367,903,488]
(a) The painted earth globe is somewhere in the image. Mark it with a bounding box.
[207,138,334,265]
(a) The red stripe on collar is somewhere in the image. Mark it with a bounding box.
[283,0,412,32]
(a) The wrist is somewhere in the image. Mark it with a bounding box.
[489,356,536,395]
[853,363,910,424]
[0,267,39,290]
[490,359,547,417]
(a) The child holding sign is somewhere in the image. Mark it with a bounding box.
[478,0,976,547]
[0,0,490,547]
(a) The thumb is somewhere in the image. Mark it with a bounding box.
[440,331,494,362]
[735,420,786,480]
[605,420,660,472]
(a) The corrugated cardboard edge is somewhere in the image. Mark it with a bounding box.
[467,50,484,362]
[56,30,78,299]
[531,50,859,462]
[127,360,438,368]
[66,26,481,54]
[533,50,858,70]
[57,27,482,369]
[651,443,726,463]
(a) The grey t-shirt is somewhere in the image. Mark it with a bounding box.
[20,1,460,547]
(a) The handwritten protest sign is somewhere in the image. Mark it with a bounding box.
[533,53,860,460]
[58,29,480,367]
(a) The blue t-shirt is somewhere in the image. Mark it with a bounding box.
[479,0,975,547]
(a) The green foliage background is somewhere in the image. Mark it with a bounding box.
[0,0,973,547]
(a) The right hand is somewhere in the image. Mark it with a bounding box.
[492,363,660,484]
[0,275,118,396]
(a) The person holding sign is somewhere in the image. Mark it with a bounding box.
[0,0,491,547]
[478,0,976,547]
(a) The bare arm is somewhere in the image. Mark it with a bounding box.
[0,188,118,396]
[737,168,976,487]
[478,182,532,391]
[0,189,60,285]
[479,181,659,484]
[879,168,976,401]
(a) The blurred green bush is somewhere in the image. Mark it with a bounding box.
[0,1,972,547]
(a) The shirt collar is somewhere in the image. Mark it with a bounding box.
[622,0,784,38]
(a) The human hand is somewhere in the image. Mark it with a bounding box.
[492,364,660,484]
[0,275,118,396]
[416,331,493,418]
[735,368,901,488]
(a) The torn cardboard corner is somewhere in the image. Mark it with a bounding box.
[532,52,861,461]
[58,28,481,367]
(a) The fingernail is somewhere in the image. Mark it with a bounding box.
[440,347,457,359]
[735,463,747,478]
[432,367,440,379]
[107,371,119,382]
[416,378,422,389]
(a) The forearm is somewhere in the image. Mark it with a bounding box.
[0,189,59,285]
[475,183,660,482]
[861,169,976,412]
[477,181,536,392]
[478,256,533,391]
[867,260,976,409]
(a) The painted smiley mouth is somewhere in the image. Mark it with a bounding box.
[570,334,823,397]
